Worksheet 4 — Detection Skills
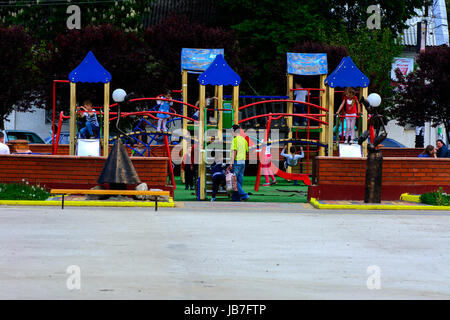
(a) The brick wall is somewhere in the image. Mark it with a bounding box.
[0,154,173,196]
[333,147,424,157]
[28,144,174,158]
[309,156,450,200]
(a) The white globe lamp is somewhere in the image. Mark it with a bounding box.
[112,88,127,103]
[366,93,381,107]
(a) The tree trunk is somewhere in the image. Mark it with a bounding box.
[364,149,383,203]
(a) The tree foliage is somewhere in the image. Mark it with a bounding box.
[0,0,150,40]
[326,0,423,34]
[391,45,450,142]
[328,27,403,112]
[0,25,36,129]
[143,13,250,95]
[34,24,155,113]
[216,0,422,94]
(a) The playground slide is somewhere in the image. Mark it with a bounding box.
[269,163,311,186]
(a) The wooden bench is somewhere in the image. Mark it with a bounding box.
[50,189,171,211]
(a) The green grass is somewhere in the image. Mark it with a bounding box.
[0,181,50,201]
[174,176,308,203]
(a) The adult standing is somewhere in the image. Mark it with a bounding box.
[229,124,249,201]
[0,132,10,154]
[436,139,450,158]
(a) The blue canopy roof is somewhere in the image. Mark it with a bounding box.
[68,51,111,83]
[324,56,369,88]
[197,54,241,86]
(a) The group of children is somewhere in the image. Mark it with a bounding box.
[260,143,304,186]
[192,143,305,202]
[77,89,174,139]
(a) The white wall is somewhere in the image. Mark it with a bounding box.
[387,120,448,148]
[4,106,69,140]
[386,120,416,148]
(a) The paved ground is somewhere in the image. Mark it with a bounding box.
[0,202,449,300]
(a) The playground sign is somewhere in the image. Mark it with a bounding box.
[287,53,327,75]
[181,48,224,72]
[390,57,414,81]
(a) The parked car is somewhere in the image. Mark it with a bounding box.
[380,138,406,148]
[45,132,70,144]
[2,130,45,144]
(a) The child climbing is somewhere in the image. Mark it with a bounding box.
[210,151,228,201]
[156,90,173,132]
[335,87,361,144]
[260,139,277,186]
[281,145,304,171]
[195,92,218,124]
[78,100,99,139]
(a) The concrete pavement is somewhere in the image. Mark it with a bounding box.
[0,202,449,299]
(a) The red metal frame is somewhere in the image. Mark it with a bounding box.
[163,134,176,191]
[52,80,70,154]
[239,113,328,126]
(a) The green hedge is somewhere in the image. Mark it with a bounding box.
[420,188,450,206]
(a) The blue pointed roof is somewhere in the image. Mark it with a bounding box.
[324,56,369,88]
[69,51,111,83]
[197,54,241,86]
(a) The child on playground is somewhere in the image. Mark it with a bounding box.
[132,142,146,157]
[156,90,173,132]
[132,136,146,157]
[335,87,361,144]
[78,100,99,139]
[281,145,304,171]
[210,151,228,201]
[293,81,308,126]
[260,139,277,186]
[194,92,218,124]
[182,145,195,190]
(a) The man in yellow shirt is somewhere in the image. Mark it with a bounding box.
[230,124,249,201]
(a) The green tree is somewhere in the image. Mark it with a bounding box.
[0,25,36,130]
[391,45,450,143]
[326,0,424,34]
[328,27,403,112]
[216,0,422,93]
[0,0,150,40]
[33,24,156,114]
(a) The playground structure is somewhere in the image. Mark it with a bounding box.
[324,56,370,156]
[67,51,111,157]
[48,49,377,201]
[0,49,447,204]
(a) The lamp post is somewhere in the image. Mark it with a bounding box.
[358,93,386,203]
[112,88,127,133]
[97,88,140,190]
